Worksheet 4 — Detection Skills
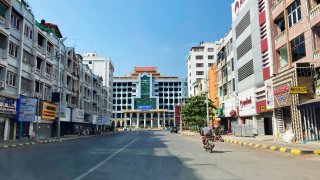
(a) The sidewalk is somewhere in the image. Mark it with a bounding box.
[0,131,116,150]
[180,130,320,155]
[223,135,320,155]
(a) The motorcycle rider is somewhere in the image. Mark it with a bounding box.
[201,123,212,147]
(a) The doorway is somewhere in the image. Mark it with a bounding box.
[264,117,273,135]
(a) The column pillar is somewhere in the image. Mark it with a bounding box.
[150,113,154,129]
[144,113,147,128]
[129,113,133,127]
[124,113,127,128]
[157,113,160,128]
[136,113,140,128]
[163,112,166,128]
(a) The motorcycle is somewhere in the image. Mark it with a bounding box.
[203,136,215,153]
[212,128,224,142]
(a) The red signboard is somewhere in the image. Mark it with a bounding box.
[174,105,181,125]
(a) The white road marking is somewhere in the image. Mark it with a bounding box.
[74,135,140,180]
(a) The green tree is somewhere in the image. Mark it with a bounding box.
[181,94,216,127]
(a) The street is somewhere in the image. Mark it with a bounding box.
[0,131,320,180]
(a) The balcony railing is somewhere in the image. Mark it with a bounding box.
[314,49,320,59]
[310,4,320,19]
[271,0,283,13]
[275,31,286,44]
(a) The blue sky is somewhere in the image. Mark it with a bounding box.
[28,0,233,77]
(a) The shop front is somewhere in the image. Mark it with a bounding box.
[218,97,238,134]
[35,101,57,140]
[58,104,73,136]
[0,96,17,141]
[272,67,315,142]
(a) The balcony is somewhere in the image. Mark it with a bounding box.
[271,0,284,20]
[314,49,320,59]
[275,31,287,49]
[310,4,320,27]
[310,4,320,19]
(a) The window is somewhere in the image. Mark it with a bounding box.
[231,58,234,71]
[21,77,32,92]
[196,71,204,75]
[11,13,20,30]
[35,81,40,93]
[208,48,214,52]
[236,11,250,38]
[196,63,203,67]
[89,61,92,64]
[23,50,34,65]
[0,1,8,18]
[208,63,213,67]
[195,55,203,60]
[47,43,53,55]
[53,68,58,79]
[9,41,19,58]
[208,55,214,59]
[24,25,33,39]
[291,34,305,62]
[6,71,16,87]
[287,0,301,28]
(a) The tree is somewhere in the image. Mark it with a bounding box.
[181,94,216,127]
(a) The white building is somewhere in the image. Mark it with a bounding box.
[112,67,187,128]
[186,42,220,97]
[82,52,114,121]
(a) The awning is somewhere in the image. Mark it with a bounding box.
[297,98,320,110]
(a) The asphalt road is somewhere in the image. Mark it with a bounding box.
[0,131,320,180]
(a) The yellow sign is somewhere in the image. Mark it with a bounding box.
[260,106,267,111]
[290,86,307,94]
[41,102,57,120]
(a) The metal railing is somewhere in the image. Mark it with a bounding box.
[314,49,320,59]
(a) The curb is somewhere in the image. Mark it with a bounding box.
[224,139,320,155]
[0,132,114,151]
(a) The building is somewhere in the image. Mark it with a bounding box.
[208,64,219,109]
[231,0,274,136]
[112,67,187,129]
[186,42,220,97]
[216,31,238,133]
[0,0,109,142]
[82,52,114,122]
[269,0,320,141]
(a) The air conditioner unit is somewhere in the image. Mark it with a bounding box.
[0,81,5,90]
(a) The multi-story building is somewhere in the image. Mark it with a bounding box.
[82,52,114,122]
[216,31,238,133]
[112,67,187,129]
[231,0,274,136]
[269,0,320,141]
[0,0,109,141]
[187,42,220,97]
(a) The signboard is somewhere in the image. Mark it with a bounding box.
[41,102,57,120]
[60,108,71,122]
[232,0,247,21]
[134,98,157,110]
[141,75,151,98]
[265,79,274,109]
[290,86,307,94]
[274,84,291,108]
[174,105,181,125]
[56,102,67,118]
[17,96,37,122]
[72,108,84,122]
[0,96,16,115]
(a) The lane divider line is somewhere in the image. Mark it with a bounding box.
[74,135,140,180]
